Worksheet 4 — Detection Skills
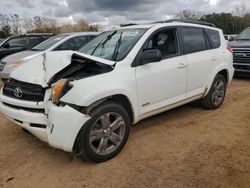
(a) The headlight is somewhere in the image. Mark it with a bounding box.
[51,79,69,104]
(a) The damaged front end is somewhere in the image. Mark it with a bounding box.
[46,52,116,152]
[1,51,116,152]
[48,53,114,106]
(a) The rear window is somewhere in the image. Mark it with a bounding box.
[28,36,44,47]
[205,29,220,49]
[181,27,207,54]
[54,36,90,51]
[32,35,68,51]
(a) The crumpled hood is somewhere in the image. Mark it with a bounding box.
[1,50,41,63]
[10,51,115,87]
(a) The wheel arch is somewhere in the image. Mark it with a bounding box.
[204,67,229,97]
[72,94,135,155]
[83,94,135,124]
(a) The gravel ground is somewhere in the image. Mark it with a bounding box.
[0,79,249,188]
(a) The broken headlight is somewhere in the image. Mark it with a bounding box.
[51,79,72,105]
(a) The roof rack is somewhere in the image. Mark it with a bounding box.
[25,33,54,35]
[120,23,138,27]
[154,19,216,27]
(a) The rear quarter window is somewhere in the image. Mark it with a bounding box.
[181,27,208,54]
[205,29,221,49]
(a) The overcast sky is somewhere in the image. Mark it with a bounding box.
[0,0,249,30]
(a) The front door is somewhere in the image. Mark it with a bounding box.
[136,28,187,116]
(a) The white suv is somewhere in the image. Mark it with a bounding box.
[0,21,234,162]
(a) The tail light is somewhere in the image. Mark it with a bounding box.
[227,47,233,53]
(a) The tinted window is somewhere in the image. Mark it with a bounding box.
[181,27,207,54]
[7,37,26,48]
[32,35,68,51]
[55,36,89,51]
[28,36,44,47]
[88,35,97,40]
[144,28,179,58]
[205,29,220,49]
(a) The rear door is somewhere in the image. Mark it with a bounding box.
[180,27,217,98]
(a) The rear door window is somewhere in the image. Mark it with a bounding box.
[181,27,208,54]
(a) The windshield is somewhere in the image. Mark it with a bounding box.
[32,35,68,51]
[79,29,147,61]
[236,28,250,40]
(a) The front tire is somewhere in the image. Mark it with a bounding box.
[78,102,130,162]
[201,74,227,109]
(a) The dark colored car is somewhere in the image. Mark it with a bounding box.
[229,27,250,77]
[0,33,53,60]
[0,39,5,44]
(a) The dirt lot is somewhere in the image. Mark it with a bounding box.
[0,79,250,188]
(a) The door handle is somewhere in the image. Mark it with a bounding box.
[177,62,186,69]
[211,56,217,61]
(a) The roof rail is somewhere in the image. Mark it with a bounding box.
[154,19,216,27]
[25,33,54,35]
[120,23,138,27]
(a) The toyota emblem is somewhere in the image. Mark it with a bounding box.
[13,88,23,98]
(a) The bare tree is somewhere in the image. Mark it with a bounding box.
[23,17,35,33]
[235,3,247,17]
[0,14,10,28]
[10,14,22,35]
[177,9,203,20]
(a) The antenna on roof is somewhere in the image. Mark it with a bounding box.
[154,19,216,27]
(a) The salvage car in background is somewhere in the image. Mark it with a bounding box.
[0,39,5,44]
[229,27,250,77]
[0,20,234,162]
[0,32,99,80]
[0,33,53,60]
[224,34,237,42]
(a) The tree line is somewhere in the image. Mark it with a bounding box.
[0,14,100,37]
[177,4,250,34]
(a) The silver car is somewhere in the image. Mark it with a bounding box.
[0,32,99,80]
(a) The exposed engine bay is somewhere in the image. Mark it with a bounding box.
[48,53,114,85]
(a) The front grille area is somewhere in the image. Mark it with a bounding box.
[3,102,45,113]
[0,61,6,71]
[233,48,250,72]
[3,79,46,102]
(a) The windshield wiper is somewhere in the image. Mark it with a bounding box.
[112,32,123,61]
[91,31,117,55]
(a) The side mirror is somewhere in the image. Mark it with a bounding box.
[140,49,162,65]
[3,43,10,48]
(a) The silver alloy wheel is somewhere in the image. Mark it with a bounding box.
[212,79,225,106]
[89,112,126,155]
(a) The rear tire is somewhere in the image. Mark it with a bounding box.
[201,74,227,109]
[78,102,130,162]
